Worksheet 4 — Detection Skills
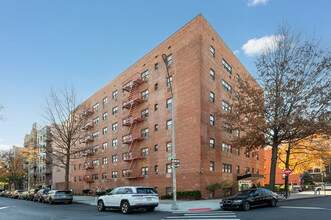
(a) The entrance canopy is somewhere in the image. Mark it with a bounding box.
[237,174,264,181]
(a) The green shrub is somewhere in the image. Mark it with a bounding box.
[96,191,106,196]
[82,189,91,195]
[161,194,172,200]
[105,188,113,194]
[176,190,201,200]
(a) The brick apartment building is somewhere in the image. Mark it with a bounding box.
[70,14,264,197]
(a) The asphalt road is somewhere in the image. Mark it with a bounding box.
[1,196,331,220]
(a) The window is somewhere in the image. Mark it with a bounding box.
[210,138,215,148]
[246,152,250,158]
[222,101,232,113]
[210,69,215,80]
[74,165,76,170]
[141,128,148,137]
[92,159,99,167]
[236,129,240,137]
[112,90,118,99]
[223,123,232,133]
[166,98,172,108]
[79,164,81,169]
[92,131,99,139]
[166,142,172,152]
[154,144,158,151]
[222,80,232,94]
[166,54,172,66]
[155,63,159,70]
[79,176,82,181]
[252,168,255,174]
[222,59,232,74]
[222,164,232,173]
[154,83,158,91]
[112,171,117,178]
[141,89,148,100]
[245,117,249,124]
[74,176,76,182]
[102,173,107,180]
[92,174,98,180]
[166,119,172,130]
[236,165,240,174]
[141,109,149,118]
[102,142,107,150]
[112,155,118,163]
[210,161,214,172]
[93,103,99,112]
[166,164,172,173]
[103,97,108,106]
[112,122,118,131]
[103,112,108,120]
[236,149,240,155]
[245,167,250,174]
[256,153,259,160]
[257,169,259,174]
[154,165,159,174]
[92,145,99,153]
[141,70,149,81]
[167,76,172,87]
[236,92,240,101]
[122,169,129,177]
[210,92,215,103]
[102,157,107,165]
[166,187,172,195]
[122,152,128,160]
[112,106,118,115]
[154,124,158,131]
[141,147,148,156]
[112,139,118,147]
[210,115,215,125]
[141,167,148,175]
[210,46,215,57]
[93,117,99,125]
[236,74,240,82]
[102,127,108,135]
[222,143,232,153]
[154,104,159,111]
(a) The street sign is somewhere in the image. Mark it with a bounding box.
[284,168,292,176]
[172,163,180,168]
[168,156,173,161]
[171,159,180,164]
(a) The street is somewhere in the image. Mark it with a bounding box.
[1,196,331,220]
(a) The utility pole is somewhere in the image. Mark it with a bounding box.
[162,54,178,210]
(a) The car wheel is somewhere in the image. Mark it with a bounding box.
[242,201,250,211]
[97,200,105,211]
[270,199,277,207]
[121,201,131,214]
[146,207,155,212]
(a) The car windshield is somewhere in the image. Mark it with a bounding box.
[235,190,256,196]
[56,191,71,195]
[136,188,156,194]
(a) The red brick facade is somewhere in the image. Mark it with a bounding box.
[69,14,264,197]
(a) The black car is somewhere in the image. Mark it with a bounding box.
[220,189,278,211]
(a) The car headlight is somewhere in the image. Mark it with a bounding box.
[232,200,243,204]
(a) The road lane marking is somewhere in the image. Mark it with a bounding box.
[167,216,237,218]
[0,207,9,210]
[279,206,326,210]
[163,219,240,220]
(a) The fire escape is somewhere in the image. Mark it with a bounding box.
[81,108,95,184]
[122,73,145,179]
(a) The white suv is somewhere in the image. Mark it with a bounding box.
[97,186,159,214]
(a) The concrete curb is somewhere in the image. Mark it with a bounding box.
[278,195,330,202]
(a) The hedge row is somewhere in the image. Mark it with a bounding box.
[160,190,201,200]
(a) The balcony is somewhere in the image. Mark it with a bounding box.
[122,134,144,144]
[82,136,94,143]
[82,165,94,170]
[122,96,144,109]
[84,176,94,183]
[82,122,94,131]
[122,74,144,92]
[82,108,94,117]
[122,170,145,179]
[82,151,94,157]
[122,115,144,127]
[123,152,145,161]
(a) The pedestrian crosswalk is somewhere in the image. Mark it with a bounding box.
[162,211,240,220]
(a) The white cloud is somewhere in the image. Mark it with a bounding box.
[248,0,269,7]
[242,35,283,56]
[0,144,12,151]
[233,50,240,55]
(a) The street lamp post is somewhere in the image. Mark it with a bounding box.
[162,54,178,210]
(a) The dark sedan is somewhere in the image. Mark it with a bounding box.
[220,189,278,211]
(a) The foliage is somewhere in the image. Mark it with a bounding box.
[206,183,222,198]
[216,24,331,190]
[105,188,113,194]
[302,173,314,185]
[160,194,172,200]
[96,191,106,196]
[82,189,91,195]
[160,190,202,200]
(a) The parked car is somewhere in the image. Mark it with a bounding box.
[34,189,50,202]
[0,190,7,197]
[19,191,29,200]
[324,183,331,191]
[44,190,73,204]
[11,190,24,199]
[27,189,39,201]
[4,191,12,197]
[293,185,302,192]
[97,186,159,214]
[220,189,278,211]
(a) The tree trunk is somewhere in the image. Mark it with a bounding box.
[285,142,291,197]
[269,141,279,191]
[65,148,70,190]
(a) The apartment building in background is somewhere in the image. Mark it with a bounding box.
[69,14,264,197]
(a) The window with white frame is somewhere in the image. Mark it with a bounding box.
[222,101,232,113]
[210,69,215,80]
[93,117,99,125]
[122,169,128,177]
[141,128,148,137]
[223,123,232,133]
[112,155,118,163]
[154,104,159,111]
[112,106,118,115]
[236,92,240,101]
[92,174,98,180]
[102,173,107,180]
[92,159,99,167]
[166,119,172,130]
[222,143,232,153]
[102,157,107,165]
[166,98,172,108]
[166,142,172,152]
[166,54,172,66]
[236,74,240,81]
[236,149,240,155]
[222,164,232,173]
[210,115,215,125]
[112,171,117,178]
[93,103,99,112]
[112,90,118,99]
[245,167,250,174]
[166,164,172,173]
[92,145,99,153]
[236,165,240,174]
[210,46,215,57]
[141,109,148,118]
[103,112,107,120]
[112,122,118,131]
[102,127,108,135]
[141,89,148,100]
[222,59,232,74]
[112,139,118,147]
[141,147,148,156]
[92,131,99,139]
[141,70,149,81]
[210,161,214,172]
[102,142,107,150]
[246,152,250,158]
[103,97,108,106]
[210,92,215,103]
[236,129,240,137]
[222,80,232,93]
[210,138,215,148]
[141,167,148,175]
[167,76,172,87]
[154,165,159,174]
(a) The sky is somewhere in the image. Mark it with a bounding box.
[0,0,330,151]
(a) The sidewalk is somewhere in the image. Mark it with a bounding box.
[73,191,331,213]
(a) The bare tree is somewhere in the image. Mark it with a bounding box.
[217,24,331,191]
[42,87,87,190]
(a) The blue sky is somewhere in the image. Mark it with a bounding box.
[0,0,330,150]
